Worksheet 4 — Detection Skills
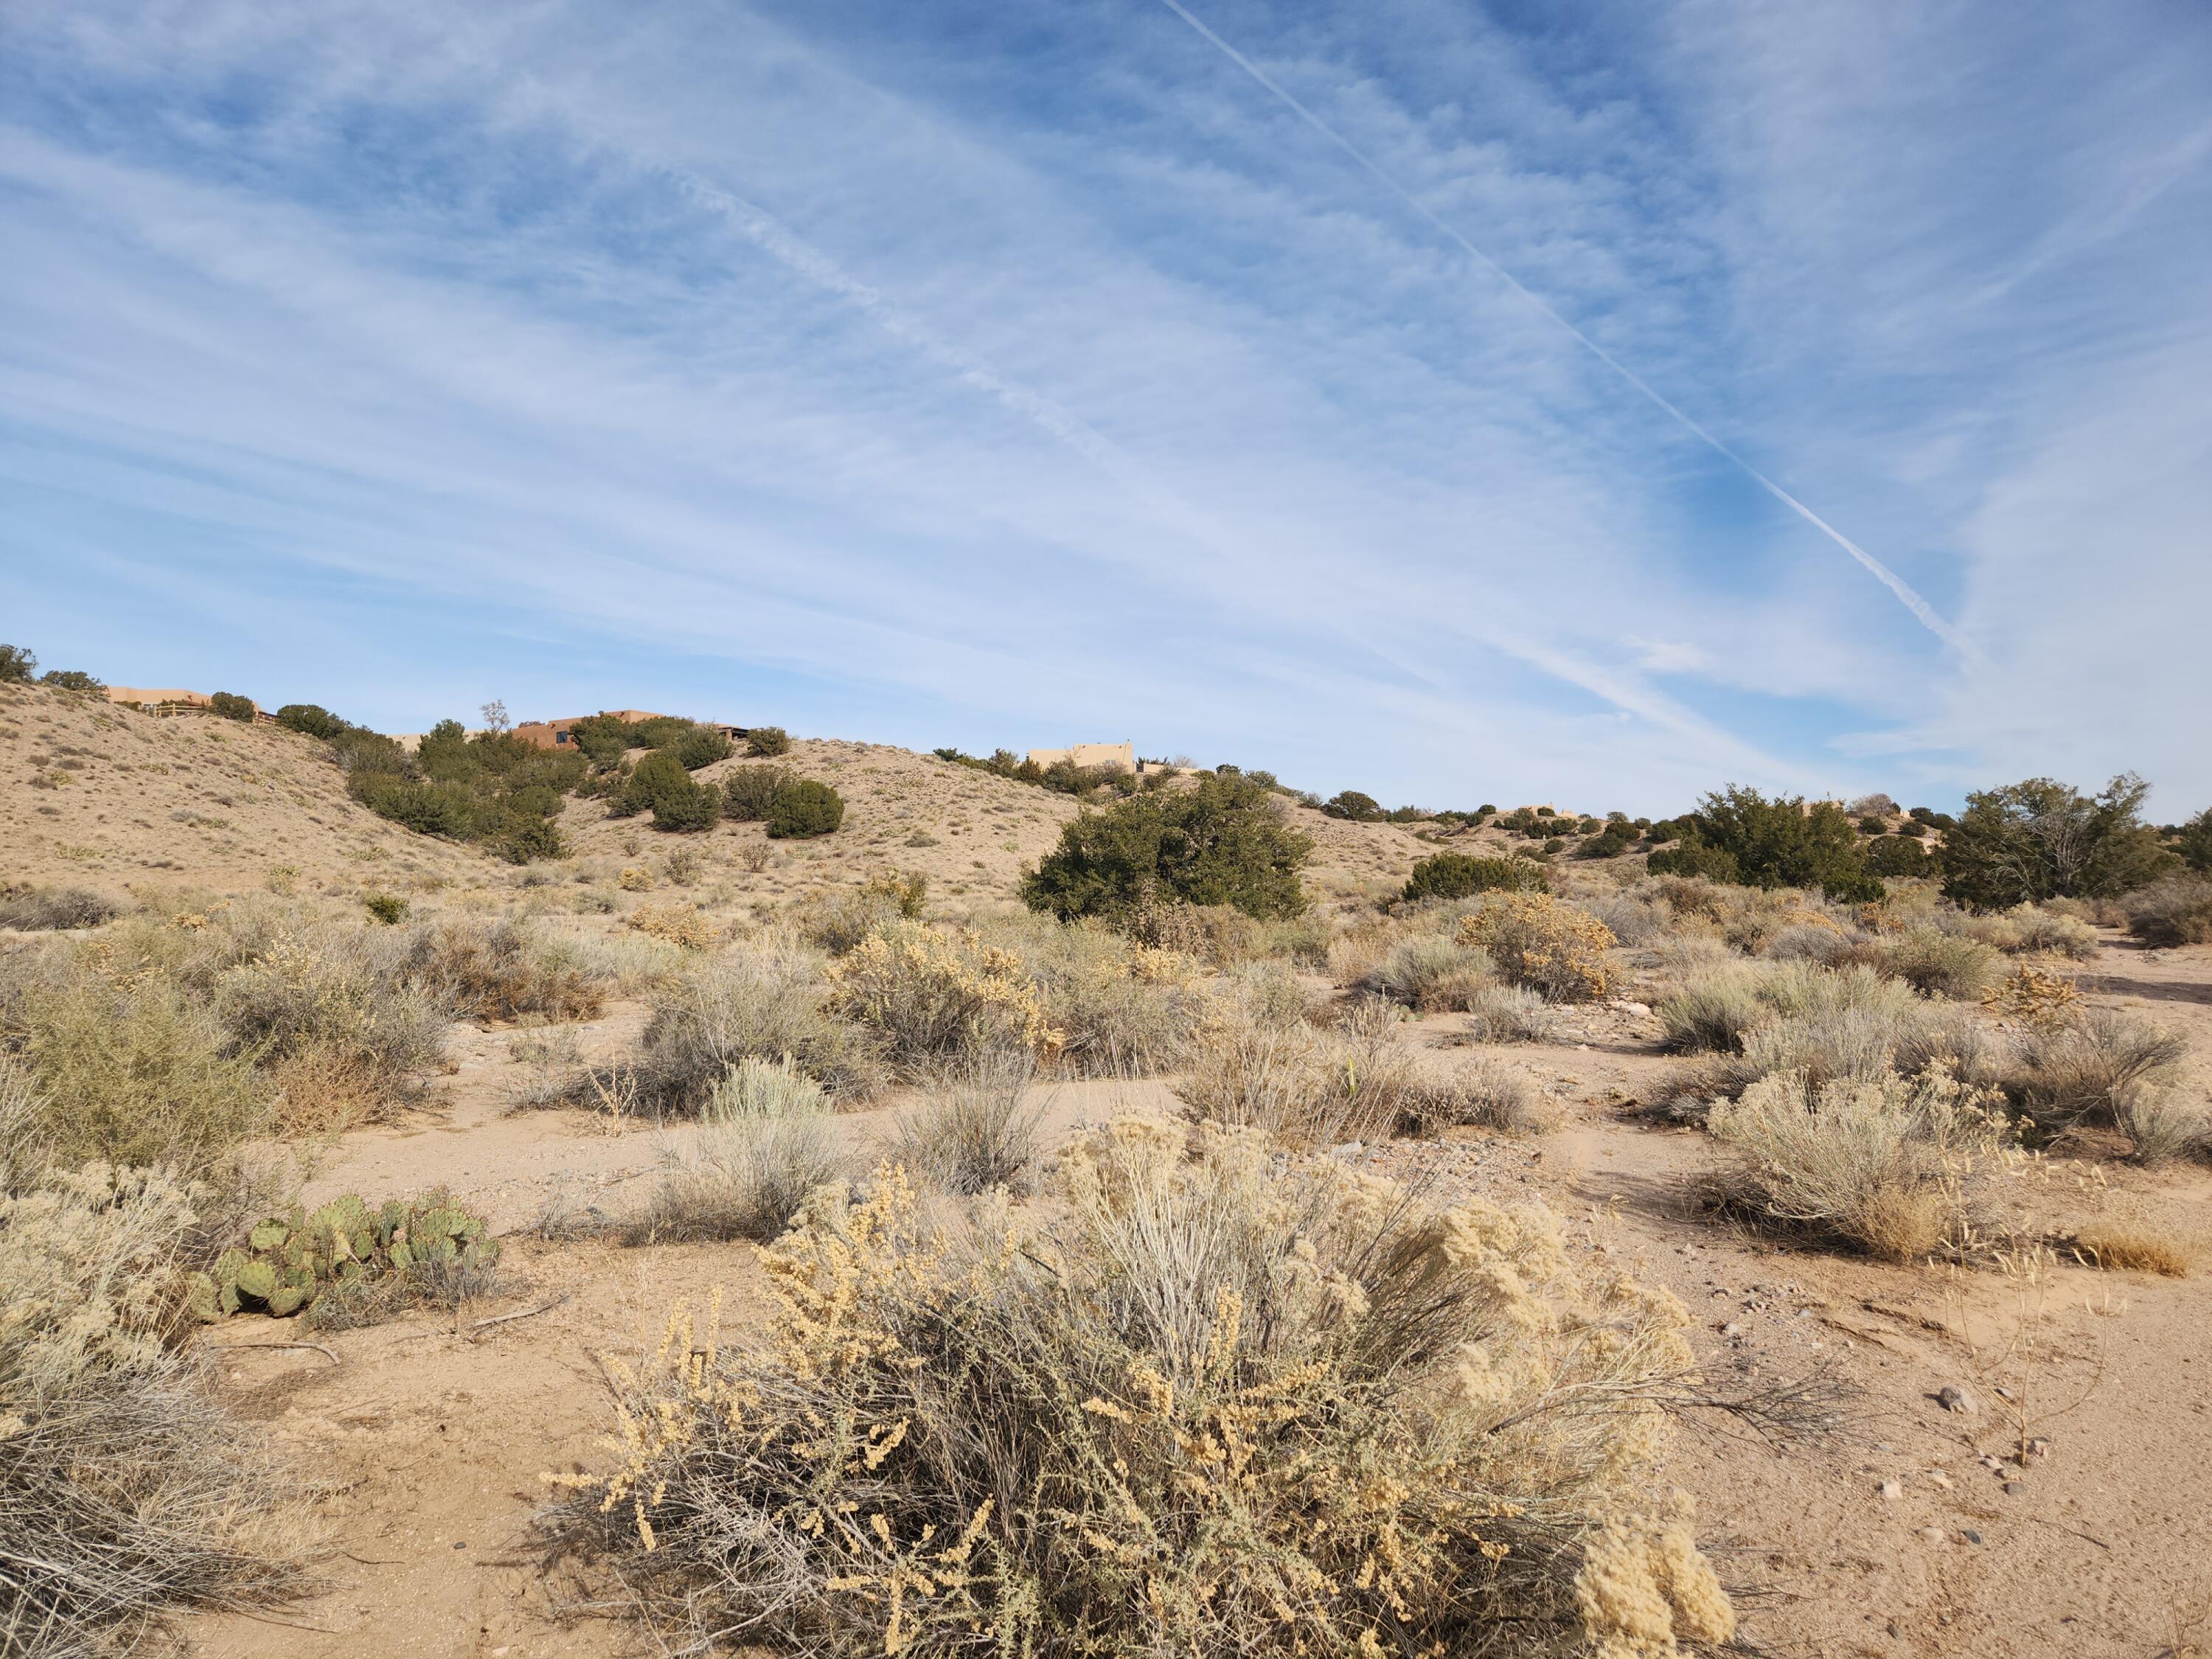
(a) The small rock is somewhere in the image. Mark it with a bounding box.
[1917,1526,1947,1545]
[1935,1385,1978,1415]
[1960,1528,1984,1545]
[2003,1481,2024,1497]
[2027,1436,2052,1459]
[1978,1455,2004,1472]
[1721,1322,1745,1338]
[1926,1470,1953,1490]
[1994,1385,2016,1401]
[1879,1479,1902,1500]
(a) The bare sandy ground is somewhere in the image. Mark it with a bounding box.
[175,931,2212,1659]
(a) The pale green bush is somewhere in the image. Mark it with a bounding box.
[552,1121,1731,1658]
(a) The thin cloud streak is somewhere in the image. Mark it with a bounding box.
[1150,0,1986,664]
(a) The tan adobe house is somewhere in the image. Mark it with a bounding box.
[511,709,748,751]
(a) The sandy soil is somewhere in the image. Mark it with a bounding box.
[0,683,483,894]
[172,929,2212,1659]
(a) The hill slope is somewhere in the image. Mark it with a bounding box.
[0,682,481,897]
[2,682,1484,909]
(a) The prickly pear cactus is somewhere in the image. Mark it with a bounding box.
[207,1189,498,1320]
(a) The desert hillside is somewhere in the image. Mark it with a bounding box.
[2,680,1445,908]
[4,672,2210,1659]
[0,682,481,891]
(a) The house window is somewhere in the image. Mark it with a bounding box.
[555,731,568,744]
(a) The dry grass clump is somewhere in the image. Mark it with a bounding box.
[2125,876,2212,947]
[1658,960,1917,1058]
[1708,1066,2020,1262]
[796,872,927,956]
[406,917,608,1021]
[625,1111,848,1245]
[824,919,1059,1073]
[1,1166,305,1649]
[1877,928,2003,1001]
[1001,919,1207,1079]
[707,1054,832,1120]
[215,921,449,1093]
[7,970,272,1174]
[550,1121,1729,1658]
[1367,935,1496,1012]
[1455,892,1618,1003]
[1402,1055,1559,1136]
[2070,1215,2197,1277]
[1175,997,1414,1147]
[1657,964,1771,1054]
[2111,1088,2212,1165]
[2008,1008,2187,1143]
[1576,890,1671,947]
[1968,904,2099,960]
[886,1049,1048,1194]
[0,884,121,931]
[1458,978,1562,1043]
[625,902,720,950]
[628,936,888,1114]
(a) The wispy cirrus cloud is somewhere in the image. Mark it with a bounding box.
[1,0,2206,813]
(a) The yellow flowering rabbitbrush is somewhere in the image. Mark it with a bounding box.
[550,1120,1731,1657]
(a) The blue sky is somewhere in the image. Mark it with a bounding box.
[3,0,2208,816]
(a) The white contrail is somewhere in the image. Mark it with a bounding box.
[667,166,1803,775]
[1152,0,1986,666]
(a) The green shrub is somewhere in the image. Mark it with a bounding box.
[1663,785,1877,900]
[362,891,408,925]
[1321,789,1385,821]
[720,762,796,822]
[675,726,733,769]
[1023,772,1312,922]
[1574,822,1636,859]
[627,751,720,832]
[767,779,844,838]
[344,718,581,861]
[745,726,793,757]
[0,643,35,683]
[206,691,256,721]
[15,976,271,1174]
[274,703,347,740]
[1865,835,1932,877]
[38,669,104,693]
[1402,852,1545,902]
[1646,841,1740,883]
[1939,773,2172,909]
[2167,804,2212,874]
